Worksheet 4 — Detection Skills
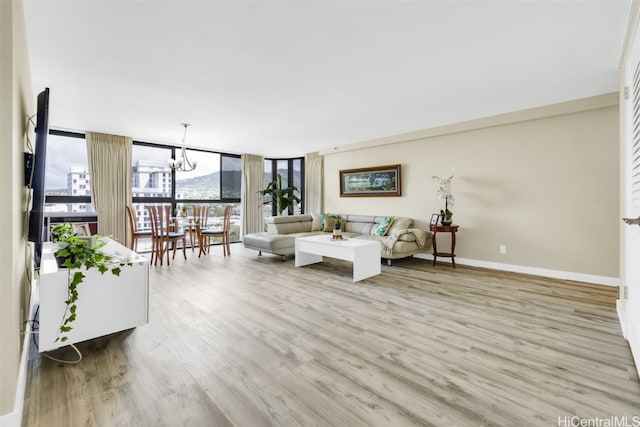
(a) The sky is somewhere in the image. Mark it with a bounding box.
[44,134,221,190]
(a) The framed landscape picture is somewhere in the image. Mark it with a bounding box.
[340,164,401,197]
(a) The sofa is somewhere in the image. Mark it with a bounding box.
[243,213,431,264]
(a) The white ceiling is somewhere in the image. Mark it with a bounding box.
[23,0,631,157]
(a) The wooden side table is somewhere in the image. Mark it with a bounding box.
[429,224,460,268]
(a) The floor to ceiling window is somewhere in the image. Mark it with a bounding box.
[43,131,306,250]
[43,131,244,251]
[132,143,242,251]
[263,157,305,218]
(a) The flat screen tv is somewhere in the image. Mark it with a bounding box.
[27,87,50,266]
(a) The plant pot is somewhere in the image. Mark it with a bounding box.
[441,219,453,226]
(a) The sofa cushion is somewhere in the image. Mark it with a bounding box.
[243,233,297,252]
[268,214,313,224]
[266,215,313,234]
[346,215,377,223]
[346,221,374,235]
[341,215,373,235]
[268,221,313,235]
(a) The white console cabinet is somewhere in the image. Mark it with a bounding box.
[38,238,149,352]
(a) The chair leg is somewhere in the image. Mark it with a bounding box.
[154,238,165,266]
[154,239,162,266]
[149,239,155,265]
[154,241,161,266]
[199,235,207,257]
[222,234,228,256]
[182,238,187,259]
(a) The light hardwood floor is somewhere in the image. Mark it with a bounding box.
[23,245,640,426]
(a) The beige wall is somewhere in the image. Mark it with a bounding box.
[0,0,34,418]
[323,95,619,279]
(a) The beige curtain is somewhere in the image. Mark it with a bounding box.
[86,132,132,245]
[304,152,323,214]
[241,153,264,236]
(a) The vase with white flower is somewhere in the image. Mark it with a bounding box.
[433,175,455,226]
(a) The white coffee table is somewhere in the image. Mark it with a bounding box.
[295,234,381,282]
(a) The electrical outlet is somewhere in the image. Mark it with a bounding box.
[499,245,507,255]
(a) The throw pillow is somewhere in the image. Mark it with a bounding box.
[320,213,342,232]
[323,217,344,232]
[310,212,321,231]
[374,216,395,237]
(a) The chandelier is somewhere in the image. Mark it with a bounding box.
[168,123,197,172]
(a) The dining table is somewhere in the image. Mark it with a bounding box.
[170,215,197,252]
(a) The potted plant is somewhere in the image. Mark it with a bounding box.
[181,205,188,217]
[332,220,343,239]
[258,173,301,216]
[433,175,455,225]
[50,223,132,343]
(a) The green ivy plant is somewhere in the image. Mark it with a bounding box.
[50,223,132,343]
[258,173,301,215]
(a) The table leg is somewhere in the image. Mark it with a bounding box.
[432,232,438,266]
[451,230,456,268]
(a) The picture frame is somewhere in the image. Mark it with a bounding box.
[430,213,440,226]
[72,223,91,237]
[339,164,401,197]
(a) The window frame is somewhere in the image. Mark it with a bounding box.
[264,157,305,216]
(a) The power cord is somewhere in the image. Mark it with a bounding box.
[23,304,83,364]
[23,114,37,300]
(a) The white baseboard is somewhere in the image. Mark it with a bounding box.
[413,253,619,287]
[0,281,36,427]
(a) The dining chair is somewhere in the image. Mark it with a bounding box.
[145,205,187,266]
[125,205,152,252]
[190,205,209,251]
[198,205,232,257]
